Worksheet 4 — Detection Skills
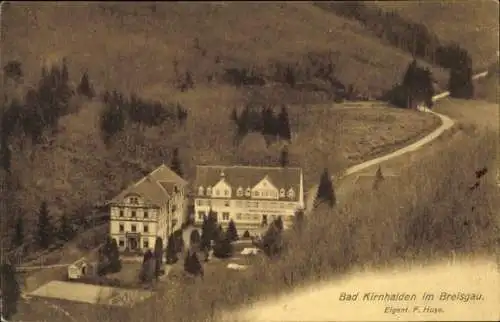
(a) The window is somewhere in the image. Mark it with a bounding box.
[279,189,285,197]
[245,188,251,197]
[224,200,230,207]
[144,211,149,219]
[196,199,202,206]
[143,240,149,249]
[253,191,259,197]
[224,189,229,196]
[119,239,125,247]
[129,197,139,204]
[222,212,230,221]
[262,215,268,226]
[288,188,295,199]
[144,224,149,233]
[198,186,204,196]
[237,187,243,197]
[236,213,242,220]
[198,211,206,221]
[207,187,212,196]
[215,189,220,196]
[119,209,124,217]
[119,223,124,232]
[131,211,136,218]
[131,224,137,232]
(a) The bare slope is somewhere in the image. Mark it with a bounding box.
[2,2,447,98]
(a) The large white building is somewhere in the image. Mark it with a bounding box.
[193,165,304,235]
[108,164,187,253]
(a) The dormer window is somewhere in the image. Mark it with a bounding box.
[198,186,204,196]
[215,189,220,196]
[245,188,251,197]
[224,189,229,196]
[129,197,139,204]
[207,187,212,196]
[279,189,285,198]
[288,188,295,199]
[253,190,259,197]
[237,187,243,197]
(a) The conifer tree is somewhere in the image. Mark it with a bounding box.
[58,213,74,242]
[166,233,178,264]
[37,201,53,249]
[373,165,385,190]
[293,209,305,232]
[171,148,183,178]
[77,71,95,98]
[154,237,163,278]
[12,215,24,248]
[226,219,239,242]
[109,238,121,272]
[0,262,21,319]
[280,146,289,168]
[315,168,336,208]
[278,105,291,141]
[213,233,233,259]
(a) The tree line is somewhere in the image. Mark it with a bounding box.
[315,1,477,73]
[99,90,188,146]
[231,104,292,145]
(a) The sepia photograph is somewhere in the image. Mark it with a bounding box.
[0,1,498,321]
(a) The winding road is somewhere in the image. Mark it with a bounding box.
[221,72,499,321]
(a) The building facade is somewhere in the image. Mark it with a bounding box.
[193,165,304,235]
[108,164,187,253]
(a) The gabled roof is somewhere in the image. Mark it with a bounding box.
[194,165,302,201]
[108,164,186,207]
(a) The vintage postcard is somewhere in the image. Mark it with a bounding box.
[0,1,498,321]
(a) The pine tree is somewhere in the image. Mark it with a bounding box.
[58,213,74,242]
[315,168,336,208]
[0,134,12,173]
[213,234,233,259]
[190,229,201,247]
[139,250,155,284]
[12,215,24,248]
[278,105,292,141]
[280,146,289,167]
[166,233,178,264]
[77,71,95,98]
[373,165,385,190]
[293,209,305,232]
[0,263,21,319]
[171,148,183,178]
[260,222,283,257]
[109,238,121,273]
[448,49,474,99]
[230,107,239,125]
[226,219,239,242]
[184,250,204,278]
[37,201,53,249]
[154,237,163,278]
[274,216,284,231]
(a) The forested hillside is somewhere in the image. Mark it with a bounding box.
[0,2,496,247]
